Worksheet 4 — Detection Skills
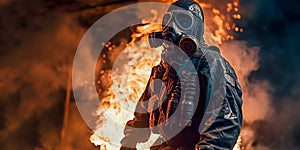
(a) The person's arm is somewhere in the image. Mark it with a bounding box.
[195,87,242,150]
[120,63,165,150]
[120,81,151,149]
[195,55,243,150]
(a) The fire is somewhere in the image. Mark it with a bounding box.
[90,0,244,150]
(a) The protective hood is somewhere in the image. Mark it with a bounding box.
[163,0,205,44]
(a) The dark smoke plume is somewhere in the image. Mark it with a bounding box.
[237,0,300,149]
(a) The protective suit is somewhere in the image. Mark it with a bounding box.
[120,0,243,149]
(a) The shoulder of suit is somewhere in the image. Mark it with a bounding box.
[207,45,221,53]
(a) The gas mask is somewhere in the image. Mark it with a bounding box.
[149,2,204,57]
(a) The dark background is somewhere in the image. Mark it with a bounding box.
[239,0,300,149]
[0,0,299,149]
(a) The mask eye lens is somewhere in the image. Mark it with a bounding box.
[162,14,171,28]
[176,13,193,29]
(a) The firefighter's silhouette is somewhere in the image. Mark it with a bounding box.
[120,0,243,149]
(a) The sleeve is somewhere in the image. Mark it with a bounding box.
[120,64,165,149]
[120,81,151,149]
[195,55,243,150]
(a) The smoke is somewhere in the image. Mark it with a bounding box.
[235,0,300,149]
[219,41,274,150]
[0,0,97,149]
[220,41,273,123]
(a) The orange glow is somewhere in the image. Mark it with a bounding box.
[234,0,239,7]
[198,2,212,8]
[213,13,226,44]
[234,7,239,12]
[199,0,242,44]
[227,3,233,12]
[235,27,240,32]
[212,8,221,14]
[234,14,242,20]
[225,22,231,30]
[100,70,105,75]
[232,23,237,29]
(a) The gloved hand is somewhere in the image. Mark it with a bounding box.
[123,125,150,143]
[120,131,138,150]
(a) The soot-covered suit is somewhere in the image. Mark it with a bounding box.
[120,0,243,149]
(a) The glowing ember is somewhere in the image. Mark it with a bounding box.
[90,1,244,150]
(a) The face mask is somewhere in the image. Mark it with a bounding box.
[149,9,203,56]
[162,10,194,31]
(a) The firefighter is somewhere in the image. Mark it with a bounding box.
[120,0,243,149]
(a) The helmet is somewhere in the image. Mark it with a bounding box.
[165,0,204,38]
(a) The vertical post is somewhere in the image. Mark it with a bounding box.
[61,66,72,140]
